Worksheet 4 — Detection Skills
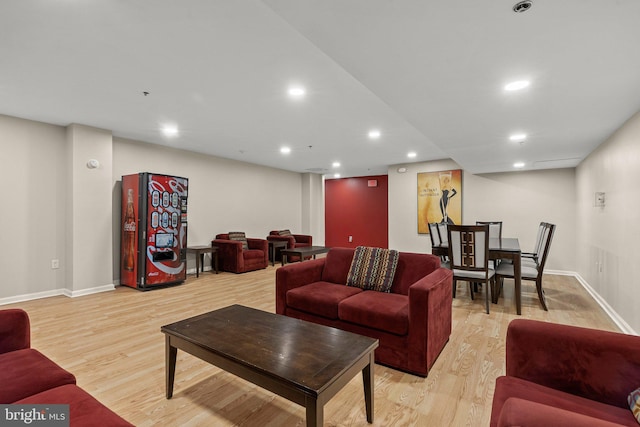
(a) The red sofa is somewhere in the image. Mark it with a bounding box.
[0,309,133,426]
[491,319,640,426]
[275,247,453,377]
[212,233,268,273]
[267,230,312,262]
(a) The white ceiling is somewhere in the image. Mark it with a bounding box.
[2,1,640,177]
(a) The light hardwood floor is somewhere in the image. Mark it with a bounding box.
[4,264,618,426]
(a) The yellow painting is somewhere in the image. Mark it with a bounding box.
[417,169,462,234]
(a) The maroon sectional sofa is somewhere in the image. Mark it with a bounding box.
[491,319,640,426]
[0,309,133,426]
[275,247,453,377]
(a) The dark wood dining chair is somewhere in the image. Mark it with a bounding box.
[447,224,494,314]
[494,223,556,311]
[429,222,449,268]
[476,221,502,240]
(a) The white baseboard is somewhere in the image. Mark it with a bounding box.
[546,269,637,335]
[0,284,116,306]
[63,284,116,298]
[0,289,66,306]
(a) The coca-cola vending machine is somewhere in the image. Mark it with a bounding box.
[120,173,188,289]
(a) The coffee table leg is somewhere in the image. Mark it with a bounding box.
[362,352,374,423]
[305,397,322,427]
[166,336,177,399]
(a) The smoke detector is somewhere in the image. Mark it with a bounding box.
[513,1,533,13]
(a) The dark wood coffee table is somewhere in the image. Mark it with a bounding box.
[161,305,378,426]
[281,246,330,265]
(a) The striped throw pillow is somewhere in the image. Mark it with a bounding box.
[346,246,399,293]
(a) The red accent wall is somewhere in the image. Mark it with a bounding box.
[325,175,388,248]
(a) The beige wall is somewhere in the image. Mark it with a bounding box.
[576,111,640,333]
[0,115,67,299]
[112,138,306,283]
[388,160,576,271]
[0,114,308,301]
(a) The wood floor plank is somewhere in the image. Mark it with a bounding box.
[2,264,618,426]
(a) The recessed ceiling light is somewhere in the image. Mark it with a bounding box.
[334,173,341,178]
[332,161,341,168]
[407,152,417,158]
[509,133,527,142]
[368,130,381,139]
[288,86,306,98]
[162,125,179,137]
[280,146,291,154]
[513,1,533,13]
[504,80,530,91]
[514,162,525,168]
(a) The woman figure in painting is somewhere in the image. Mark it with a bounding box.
[439,171,457,224]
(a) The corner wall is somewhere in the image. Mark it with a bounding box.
[576,111,640,333]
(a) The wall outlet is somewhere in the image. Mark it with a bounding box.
[348,235,353,243]
[51,259,60,269]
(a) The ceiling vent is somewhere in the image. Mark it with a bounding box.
[513,1,533,13]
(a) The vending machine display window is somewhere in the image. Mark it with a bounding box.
[155,232,174,249]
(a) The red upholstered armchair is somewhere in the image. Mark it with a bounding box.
[212,233,268,273]
[491,319,640,426]
[267,230,312,262]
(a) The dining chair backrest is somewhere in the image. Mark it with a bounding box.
[531,222,549,258]
[428,222,441,247]
[447,224,489,273]
[437,223,448,245]
[537,223,556,273]
[476,221,502,240]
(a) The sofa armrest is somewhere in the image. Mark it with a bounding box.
[406,267,453,373]
[506,319,640,409]
[212,239,244,271]
[0,309,31,354]
[497,397,625,427]
[275,258,325,314]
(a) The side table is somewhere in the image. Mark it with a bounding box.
[268,240,288,266]
[186,246,218,278]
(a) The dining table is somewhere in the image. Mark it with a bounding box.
[432,237,523,315]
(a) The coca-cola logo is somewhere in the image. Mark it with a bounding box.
[124,222,136,232]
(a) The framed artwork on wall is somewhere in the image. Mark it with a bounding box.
[417,169,462,234]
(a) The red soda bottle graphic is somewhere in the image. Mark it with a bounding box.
[123,189,136,271]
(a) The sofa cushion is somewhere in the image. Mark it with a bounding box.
[491,376,637,427]
[228,231,248,250]
[0,348,76,403]
[338,291,409,335]
[15,384,134,426]
[321,248,356,284]
[286,282,362,319]
[498,397,628,427]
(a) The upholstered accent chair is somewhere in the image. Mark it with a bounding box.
[212,232,268,273]
[491,319,640,426]
[267,230,312,262]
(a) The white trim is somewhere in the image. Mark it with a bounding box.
[546,269,637,335]
[0,284,116,306]
[64,284,116,298]
[0,289,66,306]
